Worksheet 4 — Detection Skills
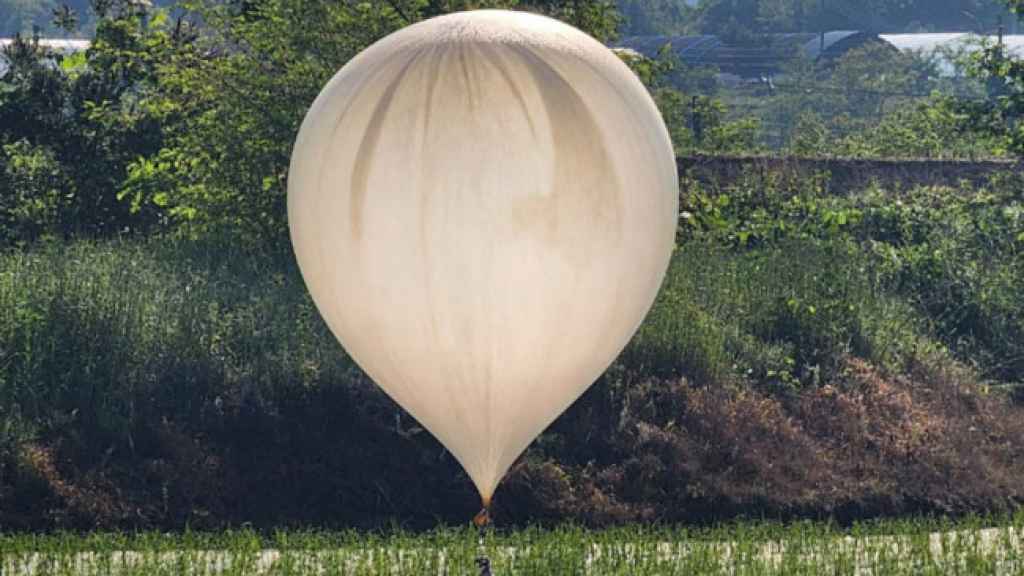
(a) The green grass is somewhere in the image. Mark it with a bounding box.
[0,232,926,456]
[3,179,1019,449]
[0,235,357,449]
[3,178,1024,529]
[2,514,1023,575]
[625,237,928,392]
[0,232,900,445]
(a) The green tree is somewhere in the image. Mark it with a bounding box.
[760,43,941,150]
[961,1,1024,155]
[0,1,189,243]
[126,0,624,241]
[693,0,1011,37]
[0,0,56,36]
[617,0,693,35]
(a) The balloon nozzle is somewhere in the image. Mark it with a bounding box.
[472,506,491,528]
[473,498,492,575]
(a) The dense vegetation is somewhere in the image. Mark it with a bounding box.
[3,0,1018,39]
[3,171,1024,530]
[3,0,1023,243]
[620,0,1019,38]
[1,0,1024,533]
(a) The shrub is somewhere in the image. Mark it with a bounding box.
[3,173,1024,529]
[0,140,69,245]
[0,20,177,245]
[680,170,1024,386]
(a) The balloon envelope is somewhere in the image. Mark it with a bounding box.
[288,9,678,505]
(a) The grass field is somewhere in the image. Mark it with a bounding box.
[3,514,1024,575]
[3,177,1024,530]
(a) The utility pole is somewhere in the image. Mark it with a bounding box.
[690,95,703,146]
[819,0,826,52]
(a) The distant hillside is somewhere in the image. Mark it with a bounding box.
[0,0,169,38]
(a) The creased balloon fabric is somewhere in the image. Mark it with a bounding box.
[288,10,679,504]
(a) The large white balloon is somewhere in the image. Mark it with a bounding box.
[288,9,678,506]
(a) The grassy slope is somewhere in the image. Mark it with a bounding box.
[1,173,1024,530]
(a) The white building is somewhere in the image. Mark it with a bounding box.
[0,38,90,75]
[879,33,1024,76]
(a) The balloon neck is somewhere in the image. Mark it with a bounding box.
[472,504,491,529]
[473,500,492,575]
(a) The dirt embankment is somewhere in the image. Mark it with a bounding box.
[5,357,1024,531]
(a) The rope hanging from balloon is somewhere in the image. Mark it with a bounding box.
[473,505,492,576]
[286,13,679,576]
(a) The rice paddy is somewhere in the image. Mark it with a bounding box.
[3,514,1023,575]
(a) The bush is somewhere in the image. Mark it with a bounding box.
[680,169,1024,386]
[0,140,69,245]
[3,168,1024,530]
[0,21,176,245]
[0,236,487,529]
[4,211,1023,529]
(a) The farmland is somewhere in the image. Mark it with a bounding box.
[4,0,1024,572]
[3,515,1024,575]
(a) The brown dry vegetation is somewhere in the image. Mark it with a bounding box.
[4,354,1023,531]
[498,356,1024,527]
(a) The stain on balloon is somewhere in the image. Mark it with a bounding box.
[508,44,622,266]
[314,64,393,242]
[420,45,444,154]
[478,43,538,140]
[457,44,477,111]
[350,51,426,241]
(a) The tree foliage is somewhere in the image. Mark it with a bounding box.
[0,7,190,244]
[959,1,1024,155]
[729,41,1010,157]
[1,0,624,243]
[116,0,623,242]
[692,0,1012,38]
[617,0,693,36]
[4,0,1021,243]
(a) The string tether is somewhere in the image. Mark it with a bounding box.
[473,503,492,576]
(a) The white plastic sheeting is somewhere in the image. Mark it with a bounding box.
[288,10,678,505]
[880,33,1024,76]
[0,38,89,75]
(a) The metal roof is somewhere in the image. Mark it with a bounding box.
[617,35,722,65]
[879,33,1024,76]
[616,31,882,77]
[802,31,868,59]
[0,38,90,52]
[0,38,90,75]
